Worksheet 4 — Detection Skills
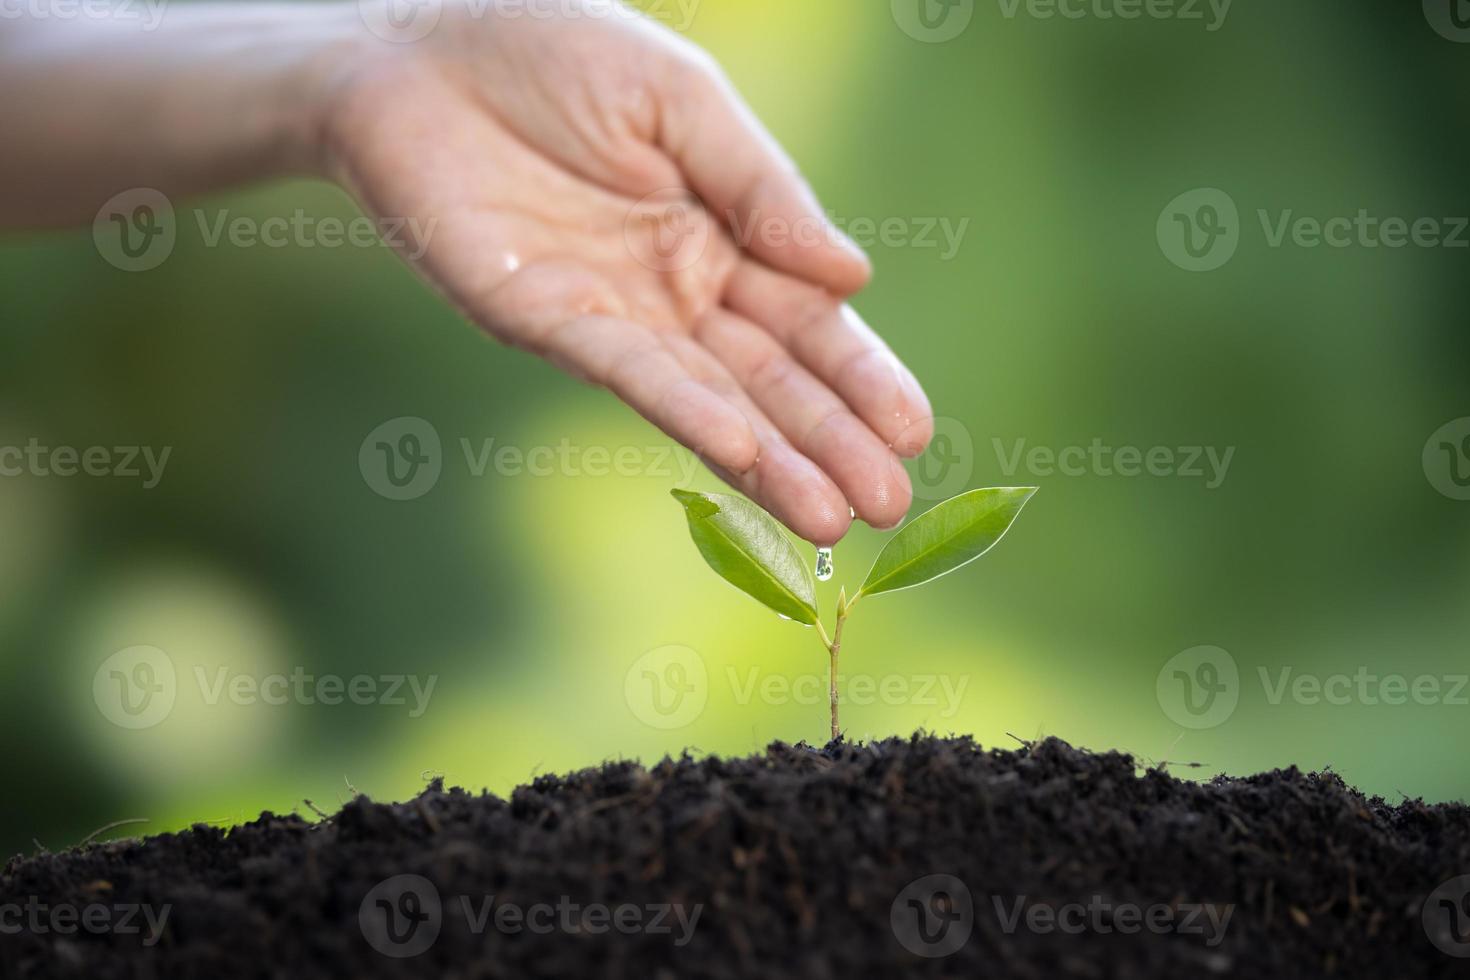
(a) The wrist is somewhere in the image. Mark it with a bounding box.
[270,4,392,180]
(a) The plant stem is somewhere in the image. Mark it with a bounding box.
[826,594,850,742]
[815,618,833,651]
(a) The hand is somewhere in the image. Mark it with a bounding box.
[321,1,933,544]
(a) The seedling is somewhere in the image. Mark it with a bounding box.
[670,486,1036,740]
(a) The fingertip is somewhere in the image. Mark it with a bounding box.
[834,346,933,456]
[706,408,761,476]
[892,414,935,459]
[801,412,911,532]
[823,244,873,297]
[663,379,760,475]
[760,228,872,300]
[860,454,913,531]
[733,176,872,298]
[889,359,934,456]
[801,506,852,549]
[786,488,852,548]
[757,444,852,547]
[815,223,874,296]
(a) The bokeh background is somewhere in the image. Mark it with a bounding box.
[2,0,1468,856]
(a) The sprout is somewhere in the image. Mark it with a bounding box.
[670,487,1036,740]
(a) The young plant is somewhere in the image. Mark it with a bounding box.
[670,486,1036,741]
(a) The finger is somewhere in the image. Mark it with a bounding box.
[541,315,759,476]
[694,310,912,530]
[661,335,854,546]
[725,261,934,457]
[659,56,872,296]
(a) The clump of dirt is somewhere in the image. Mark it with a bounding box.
[4,735,1468,978]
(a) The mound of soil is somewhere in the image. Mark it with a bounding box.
[4,735,1469,978]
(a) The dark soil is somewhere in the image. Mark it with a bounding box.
[4,735,1469,979]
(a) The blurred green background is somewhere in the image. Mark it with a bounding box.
[2,0,1468,856]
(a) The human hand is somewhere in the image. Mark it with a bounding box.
[322,1,934,544]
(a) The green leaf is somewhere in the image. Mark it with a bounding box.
[670,490,819,626]
[858,487,1036,598]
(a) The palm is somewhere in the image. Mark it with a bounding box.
[327,15,931,544]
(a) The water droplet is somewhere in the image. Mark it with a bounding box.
[815,546,834,582]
